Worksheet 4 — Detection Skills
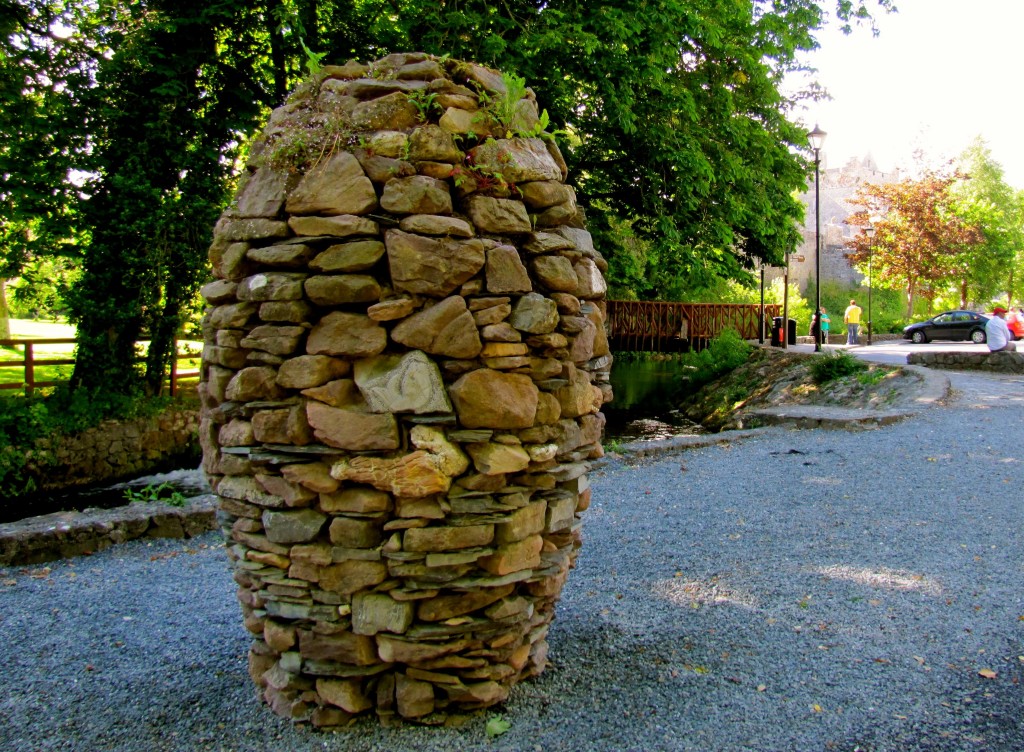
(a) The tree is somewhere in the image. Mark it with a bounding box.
[0,0,96,336]
[4,0,895,395]
[66,1,304,394]
[951,137,1023,307]
[364,0,894,299]
[844,171,984,317]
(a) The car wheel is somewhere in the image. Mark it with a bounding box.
[911,331,927,344]
[970,329,986,344]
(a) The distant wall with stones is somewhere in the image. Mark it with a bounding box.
[199,53,612,727]
[907,350,1024,373]
[24,403,199,494]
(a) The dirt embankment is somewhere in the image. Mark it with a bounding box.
[677,347,923,431]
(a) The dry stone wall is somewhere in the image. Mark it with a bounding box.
[199,53,612,727]
[25,404,199,493]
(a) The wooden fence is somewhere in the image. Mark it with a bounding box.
[0,337,200,396]
[605,301,782,352]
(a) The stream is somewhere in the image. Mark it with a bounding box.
[3,357,700,523]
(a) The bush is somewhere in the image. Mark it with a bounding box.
[677,328,752,390]
[808,351,866,384]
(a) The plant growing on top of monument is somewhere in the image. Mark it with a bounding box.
[366,60,399,80]
[408,90,440,123]
[452,154,521,199]
[298,38,326,77]
[256,109,353,173]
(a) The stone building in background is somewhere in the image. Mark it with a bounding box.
[769,154,900,292]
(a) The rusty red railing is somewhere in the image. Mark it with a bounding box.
[605,301,782,352]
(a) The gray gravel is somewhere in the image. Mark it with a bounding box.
[2,370,1024,752]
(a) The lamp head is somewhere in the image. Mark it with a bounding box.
[807,124,827,153]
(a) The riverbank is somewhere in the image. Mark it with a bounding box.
[677,346,931,431]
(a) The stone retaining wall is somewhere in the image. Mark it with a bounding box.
[0,496,216,567]
[200,53,610,727]
[907,350,1024,373]
[24,402,200,493]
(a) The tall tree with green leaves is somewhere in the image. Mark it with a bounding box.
[951,137,1023,307]
[67,1,300,394]
[0,0,96,336]
[4,0,895,396]
[362,0,894,299]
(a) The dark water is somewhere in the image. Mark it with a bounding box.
[603,358,705,442]
[1,467,211,525]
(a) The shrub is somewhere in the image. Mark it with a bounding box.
[677,328,752,390]
[808,351,866,384]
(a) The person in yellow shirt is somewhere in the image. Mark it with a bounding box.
[843,299,862,345]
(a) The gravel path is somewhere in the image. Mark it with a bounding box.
[2,372,1023,752]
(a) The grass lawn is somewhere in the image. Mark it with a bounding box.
[0,320,201,392]
[1,319,77,388]
[8,319,77,339]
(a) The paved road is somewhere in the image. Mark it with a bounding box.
[789,340,1001,366]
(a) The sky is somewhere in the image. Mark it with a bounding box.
[788,0,1024,187]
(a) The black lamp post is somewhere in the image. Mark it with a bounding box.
[759,262,766,344]
[808,124,827,352]
[864,224,876,345]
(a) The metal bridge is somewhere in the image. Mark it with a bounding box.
[604,301,782,352]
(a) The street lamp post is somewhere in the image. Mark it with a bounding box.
[759,262,765,344]
[864,224,876,345]
[807,124,827,352]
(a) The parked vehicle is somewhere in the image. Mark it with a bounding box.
[902,310,989,344]
[1004,309,1024,340]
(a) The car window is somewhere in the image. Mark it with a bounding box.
[934,314,953,324]
[969,314,983,322]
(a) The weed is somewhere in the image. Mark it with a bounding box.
[677,329,752,391]
[408,90,440,123]
[856,367,889,386]
[257,110,353,173]
[299,38,326,76]
[809,352,866,384]
[124,481,188,507]
[603,437,624,454]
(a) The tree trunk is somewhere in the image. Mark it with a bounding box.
[0,279,10,340]
[267,0,287,103]
[905,279,916,319]
[299,0,318,51]
[960,279,969,310]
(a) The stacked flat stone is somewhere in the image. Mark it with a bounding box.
[199,52,612,727]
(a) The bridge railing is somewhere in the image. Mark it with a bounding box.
[605,301,782,352]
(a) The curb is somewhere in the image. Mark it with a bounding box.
[0,495,219,568]
[742,365,951,430]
